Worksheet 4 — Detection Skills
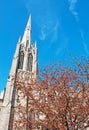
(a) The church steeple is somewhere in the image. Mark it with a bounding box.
[21,14,32,47]
[0,15,37,130]
[17,14,37,73]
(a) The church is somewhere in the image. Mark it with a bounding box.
[0,15,37,130]
[0,14,89,130]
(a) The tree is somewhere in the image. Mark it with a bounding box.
[12,60,89,130]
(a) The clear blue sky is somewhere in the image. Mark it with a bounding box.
[0,0,89,91]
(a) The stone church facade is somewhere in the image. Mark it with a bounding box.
[0,15,37,130]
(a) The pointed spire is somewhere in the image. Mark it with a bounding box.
[25,14,31,31]
[21,14,32,47]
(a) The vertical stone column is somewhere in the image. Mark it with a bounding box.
[23,50,28,71]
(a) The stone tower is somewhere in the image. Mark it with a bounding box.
[0,15,37,130]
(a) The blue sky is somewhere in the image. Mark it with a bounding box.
[0,0,89,91]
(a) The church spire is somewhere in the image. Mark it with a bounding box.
[26,14,31,31]
[0,14,37,130]
[21,14,32,47]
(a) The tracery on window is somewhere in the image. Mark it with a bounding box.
[27,53,33,71]
[18,51,24,69]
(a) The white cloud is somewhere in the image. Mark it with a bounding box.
[39,23,50,41]
[22,0,60,43]
[51,21,60,42]
[79,30,89,55]
[0,90,4,99]
[68,0,89,55]
[68,0,79,22]
[69,0,77,10]
[56,36,69,56]
[39,21,60,42]
[39,25,47,40]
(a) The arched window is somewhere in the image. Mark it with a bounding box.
[27,53,33,71]
[18,51,24,69]
[26,40,29,48]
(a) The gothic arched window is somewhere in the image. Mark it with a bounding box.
[18,51,24,69]
[26,40,29,48]
[27,53,33,71]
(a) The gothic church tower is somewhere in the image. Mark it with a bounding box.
[0,15,37,130]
